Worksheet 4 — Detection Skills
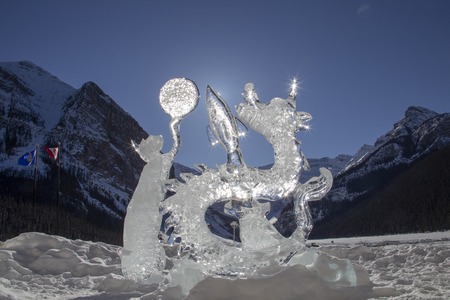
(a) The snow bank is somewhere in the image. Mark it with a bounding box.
[0,231,449,299]
[0,233,157,299]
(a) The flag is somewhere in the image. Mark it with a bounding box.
[43,146,59,160]
[18,150,37,166]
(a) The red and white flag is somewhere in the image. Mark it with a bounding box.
[43,146,59,160]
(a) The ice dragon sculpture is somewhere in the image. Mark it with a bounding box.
[122,78,334,295]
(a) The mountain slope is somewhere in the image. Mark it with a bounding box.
[311,145,450,238]
[45,81,147,217]
[310,106,450,238]
[0,61,74,157]
[0,61,148,244]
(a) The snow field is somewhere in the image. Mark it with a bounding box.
[0,231,448,299]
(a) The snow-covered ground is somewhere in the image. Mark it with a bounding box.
[0,231,449,300]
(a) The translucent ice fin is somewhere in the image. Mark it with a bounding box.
[303,167,333,202]
[206,85,244,167]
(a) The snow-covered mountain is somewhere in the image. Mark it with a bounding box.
[310,106,450,238]
[0,61,148,243]
[44,81,148,217]
[326,105,449,205]
[0,61,75,158]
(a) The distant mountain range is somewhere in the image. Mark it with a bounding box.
[1,61,449,244]
[309,106,450,238]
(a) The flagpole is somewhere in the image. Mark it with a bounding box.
[56,142,61,234]
[57,141,61,207]
[34,144,38,206]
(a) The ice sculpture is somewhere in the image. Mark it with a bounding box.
[122,77,338,296]
[122,78,199,282]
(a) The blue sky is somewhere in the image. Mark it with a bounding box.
[1,0,449,168]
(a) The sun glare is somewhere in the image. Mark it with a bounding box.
[290,78,298,97]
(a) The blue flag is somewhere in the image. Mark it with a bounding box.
[18,150,36,166]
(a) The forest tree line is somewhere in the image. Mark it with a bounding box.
[310,146,450,238]
[0,166,124,246]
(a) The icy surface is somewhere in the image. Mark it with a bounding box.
[1,231,449,299]
[121,79,334,295]
[122,136,171,283]
[122,78,199,284]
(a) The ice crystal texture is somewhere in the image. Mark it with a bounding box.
[159,78,199,119]
[122,78,339,296]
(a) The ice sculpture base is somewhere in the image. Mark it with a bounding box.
[153,248,373,300]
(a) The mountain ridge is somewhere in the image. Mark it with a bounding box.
[309,106,450,238]
[0,61,148,244]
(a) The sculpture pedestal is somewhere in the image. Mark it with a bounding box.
[157,249,374,300]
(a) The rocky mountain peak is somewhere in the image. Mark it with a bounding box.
[78,81,109,100]
[400,106,437,129]
[68,81,109,107]
[375,106,437,147]
[1,61,148,223]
